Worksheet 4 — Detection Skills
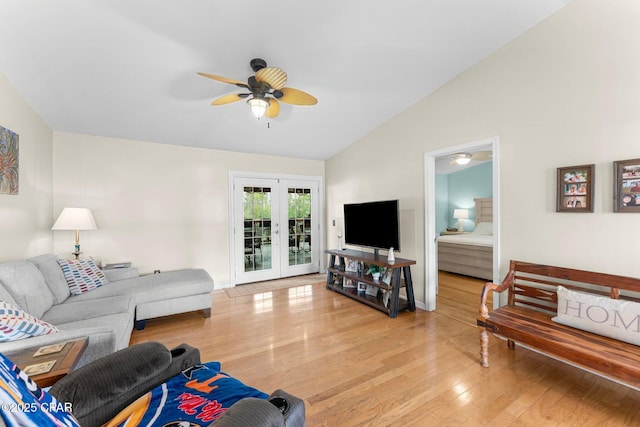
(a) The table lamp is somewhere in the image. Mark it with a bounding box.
[52,208,98,259]
[453,209,469,232]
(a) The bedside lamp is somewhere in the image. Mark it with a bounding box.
[453,209,469,232]
[52,208,98,259]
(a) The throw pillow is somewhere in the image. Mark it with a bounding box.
[0,352,80,426]
[109,361,268,426]
[0,301,60,342]
[57,258,108,295]
[552,285,640,346]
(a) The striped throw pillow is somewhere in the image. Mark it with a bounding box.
[57,258,109,295]
[0,301,60,342]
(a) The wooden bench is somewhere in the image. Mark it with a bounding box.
[477,260,640,389]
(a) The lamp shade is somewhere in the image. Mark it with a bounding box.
[453,209,469,220]
[52,208,97,231]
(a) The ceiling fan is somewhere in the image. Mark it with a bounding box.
[449,151,492,165]
[198,58,317,119]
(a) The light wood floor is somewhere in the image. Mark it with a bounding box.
[130,272,640,426]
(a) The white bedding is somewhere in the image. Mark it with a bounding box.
[437,233,493,247]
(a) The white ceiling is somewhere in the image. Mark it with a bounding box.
[0,0,573,161]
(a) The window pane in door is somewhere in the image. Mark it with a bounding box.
[243,187,272,272]
[288,188,312,266]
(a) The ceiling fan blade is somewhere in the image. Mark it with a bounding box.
[255,67,287,90]
[471,151,492,161]
[278,87,318,105]
[211,93,245,106]
[266,98,280,118]
[198,72,249,88]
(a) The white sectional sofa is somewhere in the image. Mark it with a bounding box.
[0,254,214,367]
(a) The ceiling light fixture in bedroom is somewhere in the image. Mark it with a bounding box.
[453,154,472,165]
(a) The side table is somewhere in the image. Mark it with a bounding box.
[5,337,88,387]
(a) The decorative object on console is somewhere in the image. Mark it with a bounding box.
[387,247,395,264]
[52,208,98,259]
[453,209,469,232]
[613,158,640,212]
[337,230,343,250]
[556,164,594,212]
[0,125,19,195]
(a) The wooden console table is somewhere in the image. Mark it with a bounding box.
[325,249,416,318]
[5,337,88,387]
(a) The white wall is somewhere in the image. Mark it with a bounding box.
[325,0,640,306]
[0,73,54,260]
[53,132,324,286]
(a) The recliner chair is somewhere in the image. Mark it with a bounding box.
[1,342,305,427]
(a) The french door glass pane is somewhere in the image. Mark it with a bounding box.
[288,187,312,266]
[243,187,272,272]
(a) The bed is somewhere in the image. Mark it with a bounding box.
[437,197,493,280]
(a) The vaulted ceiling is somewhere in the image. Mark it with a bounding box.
[0,1,573,160]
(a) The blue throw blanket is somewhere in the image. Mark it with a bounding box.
[106,361,268,426]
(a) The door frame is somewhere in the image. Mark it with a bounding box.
[228,171,325,286]
[423,136,501,311]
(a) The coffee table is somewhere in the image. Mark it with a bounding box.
[5,337,88,387]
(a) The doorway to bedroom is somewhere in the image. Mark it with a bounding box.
[423,136,500,314]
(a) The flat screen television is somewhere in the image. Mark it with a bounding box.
[343,199,400,253]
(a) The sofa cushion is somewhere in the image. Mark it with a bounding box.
[42,295,134,325]
[28,253,70,304]
[0,282,18,307]
[0,301,60,342]
[56,312,133,351]
[68,269,213,305]
[57,258,109,295]
[0,261,54,318]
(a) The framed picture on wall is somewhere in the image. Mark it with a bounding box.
[556,164,595,212]
[614,158,640,212]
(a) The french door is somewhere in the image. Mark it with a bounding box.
[233,176,320,284]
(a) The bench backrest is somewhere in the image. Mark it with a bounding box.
[507,260,640,316]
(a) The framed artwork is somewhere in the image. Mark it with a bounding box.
[556,164,594,212]
[0,125,19,195]
[614,158,640,212]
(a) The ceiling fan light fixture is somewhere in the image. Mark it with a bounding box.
[247,97,269,119]
[454,155,472,165]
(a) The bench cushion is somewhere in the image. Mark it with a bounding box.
[487,305,640,387]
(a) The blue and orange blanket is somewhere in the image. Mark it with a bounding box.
[0,350,267,427]
[105,361,269,426]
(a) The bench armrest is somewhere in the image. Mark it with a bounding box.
[478,270,515,320]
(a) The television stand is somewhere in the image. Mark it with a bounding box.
[325,249,416,318]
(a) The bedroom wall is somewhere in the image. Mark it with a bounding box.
[325,0,640,307]
[446,162,492,230]
[53,132,324,286]
[0,72,54,261]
